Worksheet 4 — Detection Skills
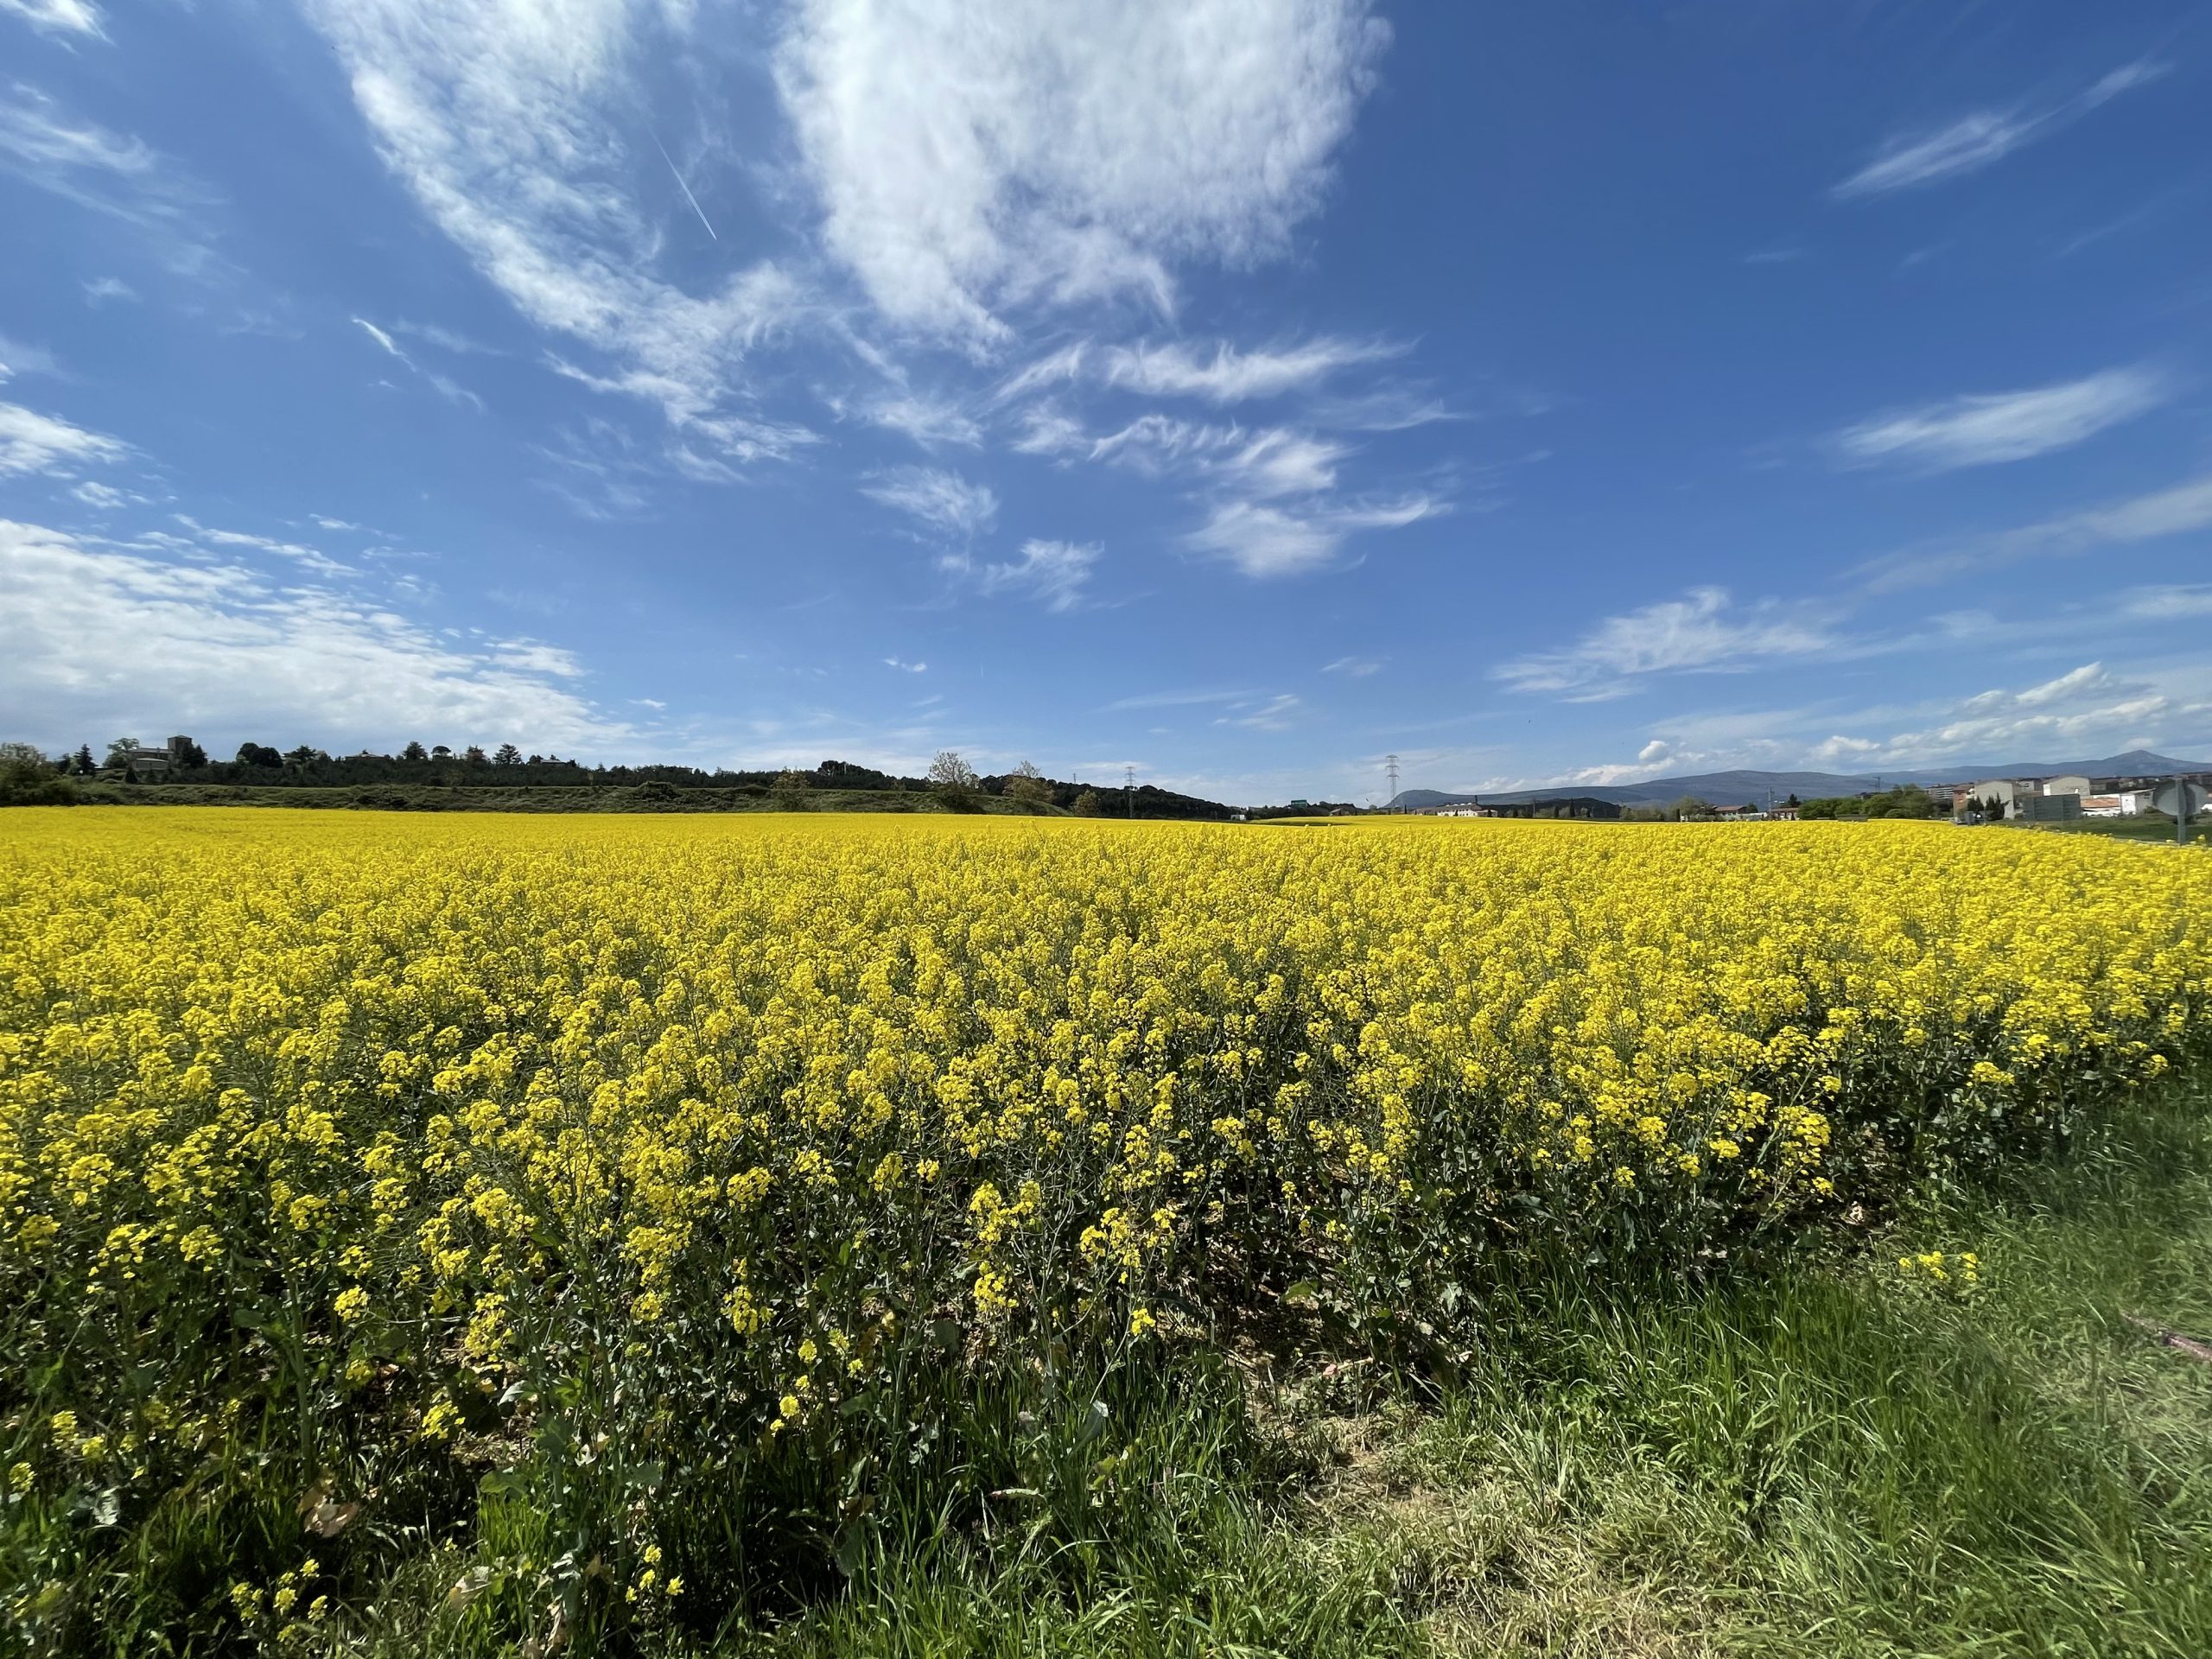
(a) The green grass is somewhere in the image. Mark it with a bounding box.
[2040,816,2207,848]
[19,1082,2212,1656]
[693,1078,2212,1659]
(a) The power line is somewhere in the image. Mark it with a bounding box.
[1384,753,1400,812]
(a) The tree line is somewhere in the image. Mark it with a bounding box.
[0,740,1248,820]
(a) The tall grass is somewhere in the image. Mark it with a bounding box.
[13,1084,2209,1656]
[682,1077,2212,1659]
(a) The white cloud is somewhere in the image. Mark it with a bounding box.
[1217,692,1300,730]
[995,334,1395,405]
[1103,337,1395,402]
[0,332,60,381]
[0,85,216,268]
[861,465,998,540]
[2120,584,2212,620]
[1322,655,1380,677]
[1220,429,1349,498]
[882,656,927,673]
[979,538,1098,612]
[0,83,148,193]
[69,480,136,510]
[168,513,356,577]
[391,320,500,356]
[1493,587,1835,697]
[1185,493,1440,578]
[81,275,136,305]
[1104,687,1249,712]
[991,341,1091,404]
[1834,60,2167,199]
[0,0,104,36]
[0,398,126,478]
[1834,110,2041,199]
[352,315,483,410]
[1857,467,2212,592]
[0,518,638,752]
[861,392,982,449]
[1815,660,2201,767]
[303,0,806,461]
[776,0,1388,341]
[1012,398,1433,579]
[1834,366,2167,473]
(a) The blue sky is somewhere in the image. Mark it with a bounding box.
[3,0,2209,802]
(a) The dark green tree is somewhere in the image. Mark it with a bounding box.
[402,741,429,761]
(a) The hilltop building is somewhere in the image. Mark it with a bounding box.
[101,735,198,782]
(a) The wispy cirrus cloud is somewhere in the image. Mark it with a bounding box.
[168,512,356,578]
[1103,686,1251,713]
[1017,406,1440,578]
[0,332,61,381]
[1217,692,1300,730]
[0,0,104,37]
[1105,337,1399,402]
[775,1,1389,344]
[995,335,1399,407]
[302,0,807,464]
[70,480,140,511]
[2120,584,2212,621]
[861,465,999,540]
[1185,493,1441,579]
[0,398,126,478]
[1857,467,2212,592]
[352,316,483,411]
[1493,587,1837,699]
[1833,365,2168,473]
[1834,60,2167,199]
[978,538,1099,612]
[858,392,982,449]
[0,83,200,222]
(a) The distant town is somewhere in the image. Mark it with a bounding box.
[2,735,2208,826]
[1402,763,2211,823]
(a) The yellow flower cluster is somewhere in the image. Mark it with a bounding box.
[0,808,2203,1632]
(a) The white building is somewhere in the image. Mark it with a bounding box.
[1967,779,2029,817]
[2039,774,2093,799]
[2082,791,2156,817]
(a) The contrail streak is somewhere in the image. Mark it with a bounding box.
[652,132,718,242]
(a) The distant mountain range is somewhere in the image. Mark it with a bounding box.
[1390,750,2212,811]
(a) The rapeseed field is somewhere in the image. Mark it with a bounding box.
[3,809,2207,1651]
